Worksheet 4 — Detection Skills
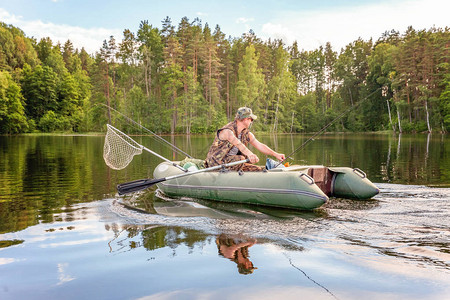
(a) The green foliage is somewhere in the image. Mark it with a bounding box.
[38,110,70,132]
[267,43,297,132]
[388,27,449,132]
[236,44,265,108]
[0,22,39,71]
[440,73,450,131]
[296,93,318,131]
[20,64,59,123]
[0,19,447,135]
[0,71,28,133]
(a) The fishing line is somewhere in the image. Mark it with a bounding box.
[275,87,382,167]
[283,252,340,300]
[100,103,193,158]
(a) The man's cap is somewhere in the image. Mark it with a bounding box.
[236,107,257,120]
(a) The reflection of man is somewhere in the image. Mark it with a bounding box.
[216,234,257,275]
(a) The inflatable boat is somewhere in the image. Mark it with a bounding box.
[153,162,379,210]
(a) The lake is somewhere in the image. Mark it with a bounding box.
[0,132,449,300]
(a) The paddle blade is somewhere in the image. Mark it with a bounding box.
[117,177,166,195]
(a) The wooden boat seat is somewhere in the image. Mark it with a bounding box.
[308,167,333,196]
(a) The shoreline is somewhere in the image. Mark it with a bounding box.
[2,130,447,137]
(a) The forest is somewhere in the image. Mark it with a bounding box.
[0,17,449,134]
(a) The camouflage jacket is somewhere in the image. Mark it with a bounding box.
[205,121,251,167]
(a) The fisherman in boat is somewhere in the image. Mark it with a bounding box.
[205,107,285,171]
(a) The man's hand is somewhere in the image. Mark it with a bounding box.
[248,153,259,164]
[274,152,285,161]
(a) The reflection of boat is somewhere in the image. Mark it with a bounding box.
[152,200,235,219]
[153,162,379,210]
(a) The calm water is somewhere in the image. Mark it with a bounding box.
[0,133,449,300]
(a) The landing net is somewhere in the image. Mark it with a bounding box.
[103,124,143,170]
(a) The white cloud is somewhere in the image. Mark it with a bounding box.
[40,237,109,248]
[1,0,447,55]
[261,22,298,43]
[235,17,255,33]
[57,263,76,285]
[0,257,21,265]
[0,8,122,54]
[236,17,254,24]
[260,0,449,51]
[0,7,21,23]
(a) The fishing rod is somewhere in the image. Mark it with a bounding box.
[100,103,193,158]
[275,87,381,168]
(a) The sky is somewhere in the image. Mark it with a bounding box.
[0,0,448,54]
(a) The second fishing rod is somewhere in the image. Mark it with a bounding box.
[275,87,381,168]
[100,103,193,159]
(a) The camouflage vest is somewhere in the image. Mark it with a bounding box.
[205,121,251,167]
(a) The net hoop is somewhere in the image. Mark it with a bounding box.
[103,124,143,170]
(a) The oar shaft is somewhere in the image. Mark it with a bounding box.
[117,159,250,195]
[143,146,186,172]
[164,159,249,181]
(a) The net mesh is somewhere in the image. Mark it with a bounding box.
[103,124,143,170]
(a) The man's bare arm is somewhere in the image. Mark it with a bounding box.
[218,129,259,163]
[248,133,285,161]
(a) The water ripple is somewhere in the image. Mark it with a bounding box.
[109,183,450,274]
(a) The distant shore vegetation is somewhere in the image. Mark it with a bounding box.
[0,18,448,134]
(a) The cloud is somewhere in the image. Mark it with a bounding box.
[0,7,21,23]
[57,263,76,285]
[261,23,298,43]
[0,8,122,54]
[236,17,254,24]
[260,0,449,51]
[0,258,21,265]
[235,17,255,33]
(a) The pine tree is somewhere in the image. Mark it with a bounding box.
[236,44,265,109]
[137,20,164,98]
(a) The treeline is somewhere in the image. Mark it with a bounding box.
[0,18,448,134]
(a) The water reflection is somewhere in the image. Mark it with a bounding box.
[0,133,448,234]
[0,239,24,249]
[216,234,257,275]
[124,189,330,221]
[105,223,212,255]
[1,194,448,300]
[106,183,450,288]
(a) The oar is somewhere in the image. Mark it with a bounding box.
[117,159,250,195]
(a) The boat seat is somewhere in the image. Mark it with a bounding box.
[307,167,333,196]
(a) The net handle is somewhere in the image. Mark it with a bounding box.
[106,124,187,172]
[107,124,143,152]
[101,104,192,158]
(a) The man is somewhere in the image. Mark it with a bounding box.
[205,107,285,171]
